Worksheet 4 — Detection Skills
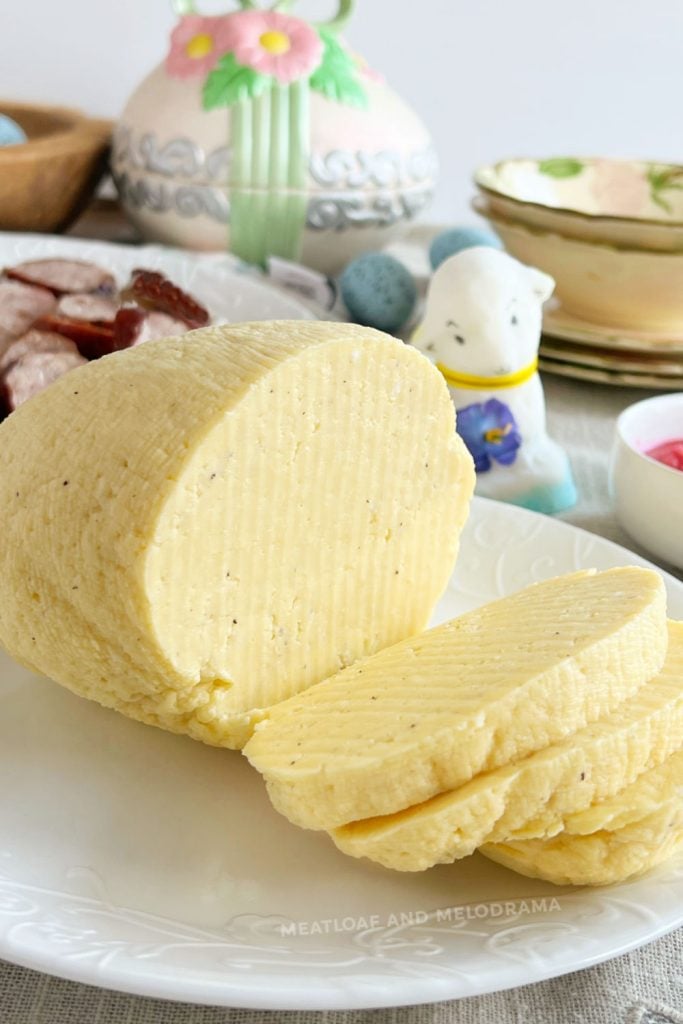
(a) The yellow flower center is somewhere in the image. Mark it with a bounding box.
[484,424,512,444]
[185,33,214,60]
[259,30,291,55]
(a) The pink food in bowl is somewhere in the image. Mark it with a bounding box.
[610,393,683,571]
[645,438,683,471]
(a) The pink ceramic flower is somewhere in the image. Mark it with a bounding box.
[225,10,323,85]
[592,159,650,217]
[166,16,232,78]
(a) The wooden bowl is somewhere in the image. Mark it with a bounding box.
[0,101,112,233]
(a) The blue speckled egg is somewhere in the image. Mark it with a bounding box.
[429,226,502,270]
[0,115,27,148]
[340,253,417,334]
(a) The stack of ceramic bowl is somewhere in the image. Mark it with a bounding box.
[473,157,683,389]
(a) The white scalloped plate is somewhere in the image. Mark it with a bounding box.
[1,497,682,1010]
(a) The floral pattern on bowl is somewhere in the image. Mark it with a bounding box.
[476,157,683,223]
[474,157,683,253]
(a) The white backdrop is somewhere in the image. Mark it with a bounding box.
[1,0,681,222]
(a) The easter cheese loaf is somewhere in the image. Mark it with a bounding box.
[481,746,683,885]
[331,619,683,869]
[0,321,474,749]
[244,567,668,828]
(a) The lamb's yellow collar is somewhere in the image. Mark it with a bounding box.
[436,359,538,391]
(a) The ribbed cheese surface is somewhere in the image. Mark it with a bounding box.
[244,568,667,828]
[0,321,474,748]
[481,747,683,885]
[331,620,683,870]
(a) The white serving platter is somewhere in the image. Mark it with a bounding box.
[0,231,316,324]
[1,497,682,1011]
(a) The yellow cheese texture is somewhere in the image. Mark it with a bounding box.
[331,620,683,870]
[244,567,668,829]
[563,742,683,835]
[481,747,683,885]
[0,321,474,749]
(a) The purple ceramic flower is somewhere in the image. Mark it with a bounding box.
[457,398,522,473]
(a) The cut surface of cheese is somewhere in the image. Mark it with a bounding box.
[563,743,683,836]
[244,567,668,829]
[331,620,683,870]
[0,321,474,748]
[481,809,683,887]
[481,747,683,885]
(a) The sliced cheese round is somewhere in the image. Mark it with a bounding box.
[331,620,683,870]
[563,739,683,836]
[0,321,474,748]
[244,567,667,828]
[481,747,683,886]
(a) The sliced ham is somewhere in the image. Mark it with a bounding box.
[56,293,118,324]
[6,259,116,297]
[0,280,57,352]
[0,329,79,373]
[3,349,87,412]
[113,308,189,349]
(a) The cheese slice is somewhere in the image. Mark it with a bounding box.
[331,620,683,870]
[0,321,474,749]
[481,748,683,885]
[244,567,667,829]
[563,743,683,836]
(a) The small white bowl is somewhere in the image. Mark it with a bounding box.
[610,393,683,570]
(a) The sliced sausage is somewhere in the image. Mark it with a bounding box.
[56,293,118,324]
[6,259,117,296]
[121,269,209,329]
[0,329,79,373]
[0,280,57,351]
[34,315,116,360]
[136,310,189,344]
[3,349,87,412]
[113,308,189,349]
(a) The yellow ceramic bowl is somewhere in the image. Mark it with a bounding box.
[474,157,683,253]
[475,199,683,333]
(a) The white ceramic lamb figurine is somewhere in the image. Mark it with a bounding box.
[413,246,577,514]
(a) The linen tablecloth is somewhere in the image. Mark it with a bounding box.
[1,369,681,1022]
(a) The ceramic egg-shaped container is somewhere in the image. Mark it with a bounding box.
[112,48,436,275]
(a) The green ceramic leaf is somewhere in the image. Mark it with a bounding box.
[312,70,367,107]
[538,158,584,179]
[309,30,368,108]
[647,165,683,214]
[651,191,673,214]
[202,53,270,110]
